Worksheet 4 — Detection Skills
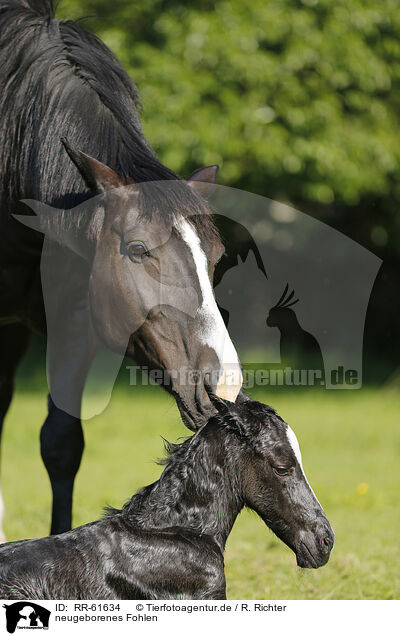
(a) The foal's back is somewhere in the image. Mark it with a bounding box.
[0,515,225,600]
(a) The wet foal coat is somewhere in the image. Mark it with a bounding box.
[0,395,334,600]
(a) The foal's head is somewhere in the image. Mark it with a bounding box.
[209,392,334,568]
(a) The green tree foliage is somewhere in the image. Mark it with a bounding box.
[59,1,400,209]
[56,1,399,374]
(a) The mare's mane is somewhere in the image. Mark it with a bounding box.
[0,0,215,239]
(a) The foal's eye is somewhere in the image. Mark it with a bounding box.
[126,241,149,262]
[273,466,290,477]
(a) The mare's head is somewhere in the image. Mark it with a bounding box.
[63,142,242,428]
[209,392,334,568]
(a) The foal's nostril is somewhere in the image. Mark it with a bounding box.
[321,535,333,551]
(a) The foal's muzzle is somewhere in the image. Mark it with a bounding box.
[296,520,335,569]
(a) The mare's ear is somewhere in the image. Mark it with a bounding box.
[61,138,125,193]
[187,165,218,198]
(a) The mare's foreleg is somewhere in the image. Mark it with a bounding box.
[41,322,96,536]
[40,397,85,535]
[0,323,30,540]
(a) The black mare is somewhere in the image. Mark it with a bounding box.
[0,0,242,537]
[0,393,334,600]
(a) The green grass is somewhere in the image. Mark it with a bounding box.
[1,383,399,599]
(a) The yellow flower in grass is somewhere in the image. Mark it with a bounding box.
[356,482,369,496]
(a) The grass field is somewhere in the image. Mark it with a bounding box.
[1,378,399,600]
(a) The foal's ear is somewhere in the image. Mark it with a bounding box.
[205,384,231,415]
[205,385,246,438]
[235,391,251,405]
[61,138,124,194]
[187,165,218,198]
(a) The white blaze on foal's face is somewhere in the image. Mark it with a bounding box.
[286,424,323,508]
[175,218,242,401]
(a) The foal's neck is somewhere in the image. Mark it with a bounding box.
[127,426,243,550]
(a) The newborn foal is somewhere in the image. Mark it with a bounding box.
[0,394,334,599]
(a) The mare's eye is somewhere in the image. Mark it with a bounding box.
[273,466,290,477]
[127,242,149,261]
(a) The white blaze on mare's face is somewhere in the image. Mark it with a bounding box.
[175,218,242,401]
[286,424,323,508]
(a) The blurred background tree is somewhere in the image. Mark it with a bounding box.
[54,0,399,381]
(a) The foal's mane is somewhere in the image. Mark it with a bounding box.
[109,419,225,520]
[0,0,216,239]
[104,400,285,525]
